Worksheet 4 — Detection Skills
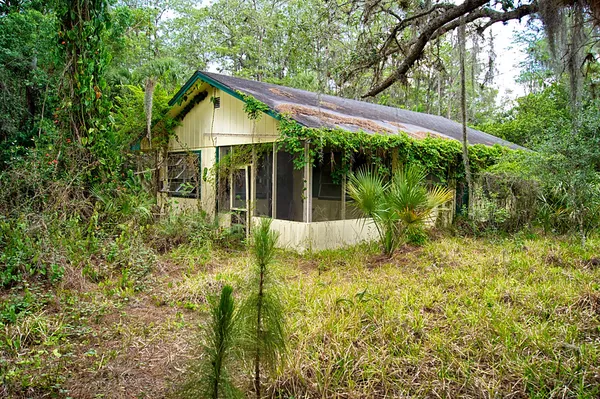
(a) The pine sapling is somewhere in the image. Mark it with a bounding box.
[241,218,285,399]
[180,285,240,399]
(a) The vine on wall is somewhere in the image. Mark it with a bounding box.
[238,91,270,120]
[176,90,209,122]
[208,143,273,183]
[239,94,514,183]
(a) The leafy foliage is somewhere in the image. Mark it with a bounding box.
[347,164,453,256]
[479,98,600,240]
[476,84,571,147]
[0,7,57,167]
[276,114,510,182]
[238,92,271,120]
[531,101,600,244]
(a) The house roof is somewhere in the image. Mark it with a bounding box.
[169,71,521,149]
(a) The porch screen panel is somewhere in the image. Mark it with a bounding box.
[217,146,231,213]
[232,168,247,209]
[255,149,273,217]
[312,151,344,221]
[345,153,371,219]
[275,150,304,222]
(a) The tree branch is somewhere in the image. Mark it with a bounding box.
[363,1,539,97]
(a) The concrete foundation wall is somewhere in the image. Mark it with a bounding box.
[161,196,201,213]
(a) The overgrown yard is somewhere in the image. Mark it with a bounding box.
[2,233,600,398]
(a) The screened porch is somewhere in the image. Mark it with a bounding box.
[215,143,379,251]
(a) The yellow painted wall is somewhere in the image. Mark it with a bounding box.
[169,87,280,151]
[166,85,280,221]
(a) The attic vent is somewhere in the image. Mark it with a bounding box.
[213,97,221,109]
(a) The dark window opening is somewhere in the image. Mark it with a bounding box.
[255,149,273,217]
[167,152,200,198]
[313,151,343,200]
[232,167,248,210]
[312,151,344,221]
[217,146,231,212]
[276,150,304,222]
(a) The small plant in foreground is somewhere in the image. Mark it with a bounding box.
[180,285,240,399]
[241,218,285,399]
[347,164,453,256]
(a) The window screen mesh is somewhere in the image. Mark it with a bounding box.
[276,150,304,222]
[217,146,231,213]
[312,151,344,221]
[232,167,247,209]
[167,152,200,198]
[255,149,273,217]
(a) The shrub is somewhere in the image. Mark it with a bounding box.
[347,164,453,256]
[470,172,540,233]
[145,210,214,253]
[0,217,64,289]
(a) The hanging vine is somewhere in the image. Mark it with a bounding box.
[238,93,514,183]
[238,91,270,120]
[176,90,209,121]
[208,143,272,183]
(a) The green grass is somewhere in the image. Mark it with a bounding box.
[1,233,600,398]
[275,235,600,398]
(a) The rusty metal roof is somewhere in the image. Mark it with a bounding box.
[170,71,521,149]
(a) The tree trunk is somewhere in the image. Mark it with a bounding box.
[459,17,474,217]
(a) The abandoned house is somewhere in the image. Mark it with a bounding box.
[159,71,519,251]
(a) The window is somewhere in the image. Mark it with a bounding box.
[313,152,343,200]
[312,151,344,221]
[276,150,304,221]
[166,152,200,198]
[232,167,249,210]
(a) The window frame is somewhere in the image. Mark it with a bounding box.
[166,151,201,199]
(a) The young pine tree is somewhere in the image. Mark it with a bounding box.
[180,285,240,399]
[242,218,285,399]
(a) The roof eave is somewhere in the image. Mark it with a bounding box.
[168,71,283,122]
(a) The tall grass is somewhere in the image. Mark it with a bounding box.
[272,235,600,397]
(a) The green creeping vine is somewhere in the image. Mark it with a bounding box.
[278,117,512,183]
[176,91,209,121]
[239,93,514,183]
[238,91,271,120]
[210,143,273,184]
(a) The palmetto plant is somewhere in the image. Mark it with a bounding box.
[347,164,453,257]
